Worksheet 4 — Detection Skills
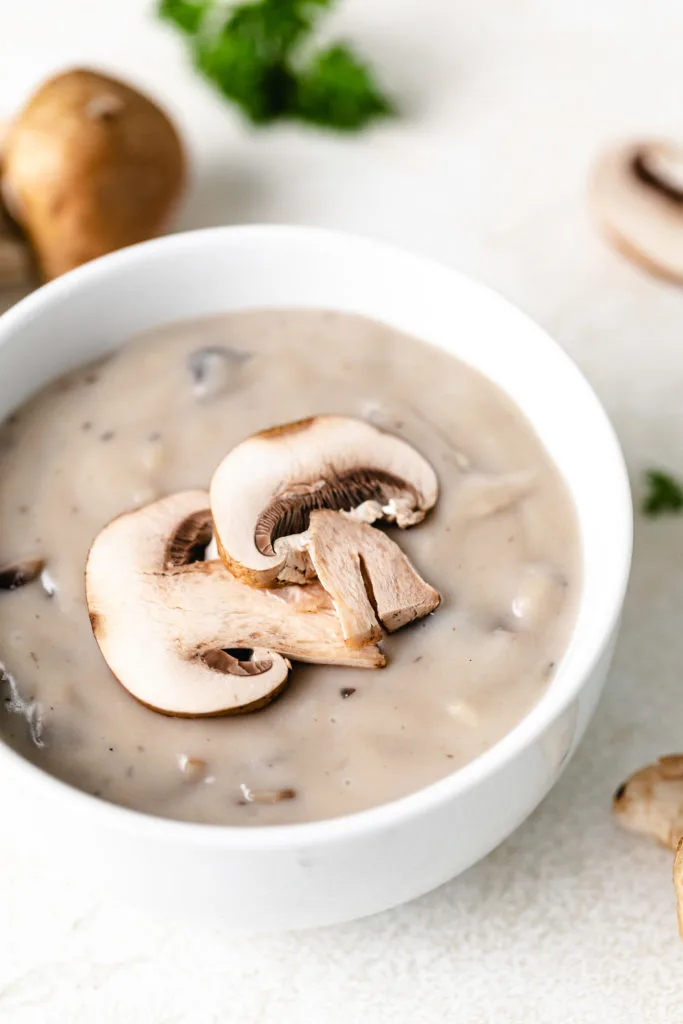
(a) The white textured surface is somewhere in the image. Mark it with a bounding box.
[2,1,683,1020]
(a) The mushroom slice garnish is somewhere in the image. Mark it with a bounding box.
[613,756,683,850]
[591,140,683,282]
[210,415,438,587]
[85,491,384,718]
[303,509,441,648]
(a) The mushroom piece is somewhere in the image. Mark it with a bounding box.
[2,69,186,280]
[590,140,683,283]
[674,839,683,938]
[0,558,45,591]
[613,756,683,850]
[187,346,251,401]
[85,491,384,718]
[211,415,438,587]
[303,509,441,647]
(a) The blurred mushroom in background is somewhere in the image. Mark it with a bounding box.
[591,139,683,283]
[0,68,187,288]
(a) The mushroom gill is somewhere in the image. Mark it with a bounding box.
[591,139,683,282]
[85,490,384,718]
[211,415,438,587]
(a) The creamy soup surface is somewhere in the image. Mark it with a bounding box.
[0,310,580,825]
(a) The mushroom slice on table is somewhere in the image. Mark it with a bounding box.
[613,755,683,850]
[303,509,440,648]
[86,491,384,718]
[674,839,683,938]
[590,140,683,282]
[210,415,438,588]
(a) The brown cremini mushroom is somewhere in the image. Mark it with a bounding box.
[591,140,683,283]
[85,491,384,718]
[211,415,438,588]
[303,509,440,647]
[0,208,33,289]
[2,69,186,280]
[613,755,683,850]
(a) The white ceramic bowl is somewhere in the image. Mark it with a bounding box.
[0,226,632,931]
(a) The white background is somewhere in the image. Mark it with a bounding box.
[2,1,683,1020]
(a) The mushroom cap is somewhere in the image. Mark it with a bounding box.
[590,140,683,283]
[86,491,287,716]
[210,416,439,587]
[3,68,186,280]
[86,491,383,717]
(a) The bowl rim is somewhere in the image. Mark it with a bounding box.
[0,224,633,849]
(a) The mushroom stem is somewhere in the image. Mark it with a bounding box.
[303,509,441,648]
[160,561,385,668]
[591,139,683,283]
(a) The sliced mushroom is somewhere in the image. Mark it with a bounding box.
[591,140,683,282]
[86,491,384,718]
[211,416,438,587]
[674,839,683,938]
[303,509,440,647]
[613,756,683,850]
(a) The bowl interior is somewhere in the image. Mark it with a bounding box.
[0,225,632,833]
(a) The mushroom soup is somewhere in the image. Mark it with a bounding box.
[0,310,580,824]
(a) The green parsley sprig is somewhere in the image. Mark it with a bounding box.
[642,469,683,517]
[158,0,395,130]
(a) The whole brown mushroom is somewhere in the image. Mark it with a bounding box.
[2,69,186,280]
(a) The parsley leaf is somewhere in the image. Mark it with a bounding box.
[159,0,210,36]
[295,44,395,130]
[158,0,395,131]
[642,469,683,517]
